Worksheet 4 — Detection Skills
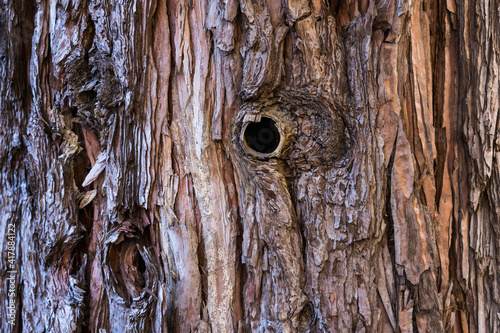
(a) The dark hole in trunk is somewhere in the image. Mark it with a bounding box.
[244,117,280,154]
[135,249,147,288]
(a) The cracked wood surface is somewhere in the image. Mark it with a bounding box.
[1,0,499,332]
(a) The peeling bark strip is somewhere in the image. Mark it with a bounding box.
[1,0,499,332]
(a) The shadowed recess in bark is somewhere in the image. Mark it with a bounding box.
[1,0,499,331]
[243,117,281,155]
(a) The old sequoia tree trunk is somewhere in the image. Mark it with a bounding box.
[1,0,500,331]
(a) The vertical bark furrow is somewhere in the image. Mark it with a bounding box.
[1,0,499,332]
[0,0,35,330]
[457,0,500,331]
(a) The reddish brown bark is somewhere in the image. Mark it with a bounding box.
[1,0,499,332]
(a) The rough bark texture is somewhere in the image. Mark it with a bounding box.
[1,0,499,332]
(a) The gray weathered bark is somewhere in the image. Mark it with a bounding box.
[1,0,499,332]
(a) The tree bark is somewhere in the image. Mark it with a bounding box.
[1,0,499,332]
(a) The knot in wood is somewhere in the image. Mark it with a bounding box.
[234,102,294,160]
[286,103,348,171]
[233,94,349,171]
[243,117,281,154]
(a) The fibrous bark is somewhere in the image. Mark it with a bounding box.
[1,0,499,332]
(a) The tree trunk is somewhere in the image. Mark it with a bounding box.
[1,0,499,332]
